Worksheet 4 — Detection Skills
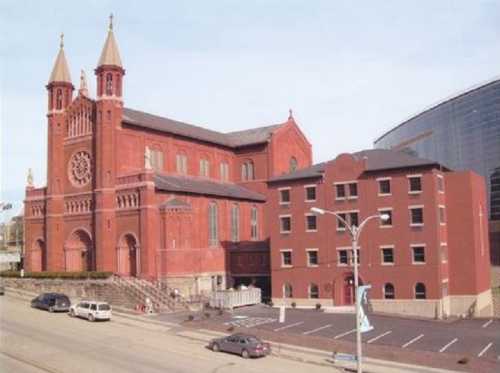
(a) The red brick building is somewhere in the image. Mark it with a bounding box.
[24,20,312,297]
[268,150,493,317]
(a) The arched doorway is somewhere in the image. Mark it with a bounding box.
[117,233,139,277]
[30,239,46,272]
[64,229,93,271]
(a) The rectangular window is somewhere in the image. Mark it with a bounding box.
[250,207,258,240]
[305,214,317,231]
[381,247,394,265]
[348,183,358,198]
[199,159,210,177]
[410,207,424,226]
[280,215,291,233]
[437,175,445,193]
[307,250,318,266]
[408,175,422,193]
[220,162,229,182]
[349,212,359,227]
[439,206,446,224]
[231,204,239,242]
[208,202,218,247]
[279,188,291,204]
[305,186,316,202]
[335,184,346,199]
[281,250,292,267]
[379,209,392,227]
[412,246,426,264]
[150,149,164,172]
[176,154,188,174]
[378,179,391,195]
[338,250,348,266]
[337,213,347,230]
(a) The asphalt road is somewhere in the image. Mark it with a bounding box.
[202,305,500,361]
[0,296,340,373]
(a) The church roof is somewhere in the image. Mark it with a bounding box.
[98,28,122,68]
[154,174,266,202]
[48,39,72,84]
[268,149,446,183]
[122,107,283,148]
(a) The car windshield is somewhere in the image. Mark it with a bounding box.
[98,304,111,311]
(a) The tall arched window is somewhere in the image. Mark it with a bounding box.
[241,160,254,181]
[384,283,395,299]
[231,204,240,242]
[309,283,319,299]
[283,283,293,298]
[289,156,298,172]
[415,282,426,299]
[56,89,63,110]
[105,73,113,95]
[250,206,258,240]
[208,202,218,246]
[116,74,121,96]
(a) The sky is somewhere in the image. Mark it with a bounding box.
[1,0,500,220]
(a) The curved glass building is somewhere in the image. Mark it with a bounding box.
[374,78,500,263]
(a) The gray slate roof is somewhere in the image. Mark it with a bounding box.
[268,149,444,183]
[154,174,266,202]
[123,107,282,148]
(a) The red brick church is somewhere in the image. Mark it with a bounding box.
[24,18,312,296]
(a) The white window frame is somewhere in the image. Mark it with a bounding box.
[304,184,317,202]
[411,244,426,265]
[414,282,427,299]
[280,249,293,268]
[337,247,349,267]
[378,207,393,228]
[250,206,258,241]
[383,283,395,299]
[308,283,319,299]
[334,182,347,200]
[279,214,292,234]
[278,187,291,205]
[407,174,423,194]
[347,182,359,200]
[440,242,448,263]
[377,177,392,196]
[334,209,359,231]
[409,205,424,227]
[306,248,319,267]
[305,213,318,232]
[380,245,395,266]
[437,174,445,194]
[438,205,446,225]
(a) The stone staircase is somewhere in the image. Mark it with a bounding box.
[113,276,190,313]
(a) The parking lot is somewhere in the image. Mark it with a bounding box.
[209,305,500,361]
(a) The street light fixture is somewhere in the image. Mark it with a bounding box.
[311,206,389,373]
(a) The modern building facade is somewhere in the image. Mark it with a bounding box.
[267,149,493,318]
[374,79,500,263]
[23,19,312,298]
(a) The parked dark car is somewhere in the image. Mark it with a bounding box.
[208,334,271,358]
[31,293,71,312]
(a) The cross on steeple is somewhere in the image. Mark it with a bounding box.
[60,32,64,48]
[109,13,114,31]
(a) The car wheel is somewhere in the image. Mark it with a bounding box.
[241,349,250,359]
[212,343,220,352]
[69,309,75,317]
[88,314,95,322]
[48,306,55,313]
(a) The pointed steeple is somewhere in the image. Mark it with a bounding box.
[48,33,72,84]
[79,69,89,97]
[97,14,123,68]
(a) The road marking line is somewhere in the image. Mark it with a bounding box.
[367,331,392,344]
[439,338,458,352]
[477,342,493,358]
[334,329,356,339]
[302,324,332,335]
[482,319,493,328]
[402,334,424,348]
[273,321,304,332]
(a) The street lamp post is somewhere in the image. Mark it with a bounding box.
[311,207,389,373]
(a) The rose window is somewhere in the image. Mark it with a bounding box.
[69,151,92,186]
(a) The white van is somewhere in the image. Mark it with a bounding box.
[69,301,112,321]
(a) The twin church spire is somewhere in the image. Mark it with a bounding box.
[48,14,123,94]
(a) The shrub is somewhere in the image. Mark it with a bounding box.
[291,302,296,308]
[457,357,469,365]
[315,303,322,310]
[0,271,113,280]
